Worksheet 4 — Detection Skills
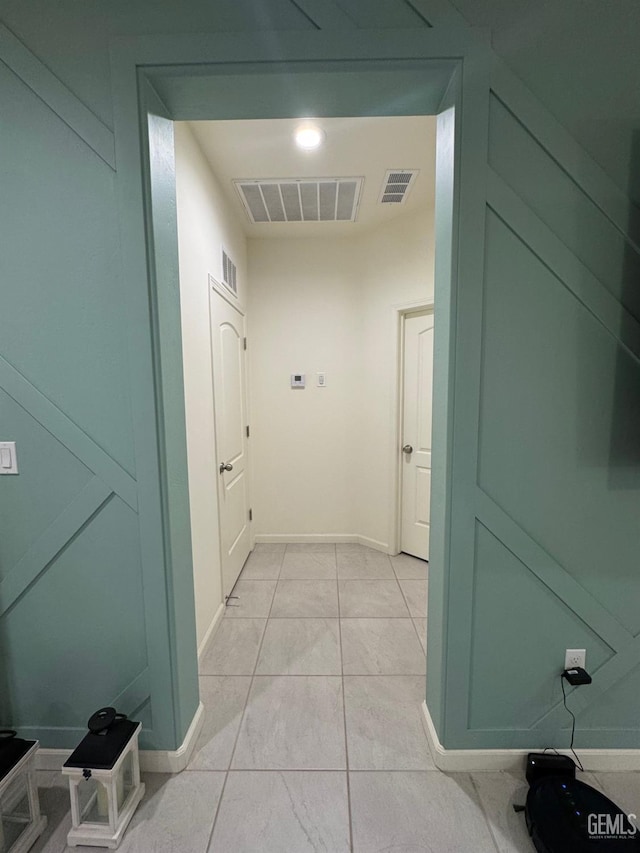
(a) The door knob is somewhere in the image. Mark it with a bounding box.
[402,445,413,455]
[219,462,233,473]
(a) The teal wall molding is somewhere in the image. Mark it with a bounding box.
[0,356,137,510]
[290,0,358,30]
[0,22,115,169]
[1,0,639,755]
[0,479,112,616]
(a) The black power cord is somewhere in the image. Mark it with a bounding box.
[560,673,585,772]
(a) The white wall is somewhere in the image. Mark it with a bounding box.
[247,237,361,538]
[356,209,434,548]
[174,122,248,646]
[247,206,433,549]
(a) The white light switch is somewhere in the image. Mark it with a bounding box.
[0,442,18,474]
[317,372,326,387]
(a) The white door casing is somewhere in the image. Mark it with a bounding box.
[400,309,434,560]
[210,287,251,598]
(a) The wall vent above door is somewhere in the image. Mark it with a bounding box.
[234,178,363,224]
[222,249,237,295]
[378,169,419,204]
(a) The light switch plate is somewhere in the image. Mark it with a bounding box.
[0,441,18,474]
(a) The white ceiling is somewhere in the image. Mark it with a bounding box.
[186,116,436,239]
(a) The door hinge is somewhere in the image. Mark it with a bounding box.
[246,425,250,438]
[249,508,253,521]
[243,337,247,350]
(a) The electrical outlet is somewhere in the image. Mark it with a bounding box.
[565,649,586,670]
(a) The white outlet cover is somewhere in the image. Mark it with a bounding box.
[565,649,586,669]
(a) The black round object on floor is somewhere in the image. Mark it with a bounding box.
[526,777,640,852]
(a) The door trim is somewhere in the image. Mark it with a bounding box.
[109,28,489,750]
[391,300,435,556]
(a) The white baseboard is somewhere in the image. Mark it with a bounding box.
[36,702,205,775]
[198,602,225,663]
[254,534,391,554]
[421,701,640,773]
[356,535,391,554]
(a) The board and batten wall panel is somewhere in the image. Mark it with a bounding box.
[0,59,152,745]
[462,87,640,748]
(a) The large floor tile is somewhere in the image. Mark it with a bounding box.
[341,618,426,675]
[61,772,225,853]
[209,771,350,852]
[399,579,428,617]
[36,770,59,789]
[224,579,276,617]
[472,769,605,852]
[255,542,287,554]
[336,545,394,579]
[594,771,640,820]
[413,617,427,652]
[391,552,429,579]
[286,543,336,552]
[188,676,251,770]
[280,546,337,579]
[232,676,346,769]
[339,579,409,617]
[256,618,341,675]
[471,771,534,852]
[199,619,265,675]
[344,676,434,770]
[271,579,338,617]
[239,544,285,579]
[32,775,73,853]
[350,771,497,852]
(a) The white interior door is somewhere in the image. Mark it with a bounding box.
[210,288,251,598]
[400,309,434,560]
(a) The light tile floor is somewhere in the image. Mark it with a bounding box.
[33,544,639,852]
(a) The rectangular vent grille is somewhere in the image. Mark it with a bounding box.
[378,169,419,204]
[234,178,363,224]
[222,249,237,294]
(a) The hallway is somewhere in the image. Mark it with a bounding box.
[32,544,637,852]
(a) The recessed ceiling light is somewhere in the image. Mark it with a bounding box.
[294,124,325,151]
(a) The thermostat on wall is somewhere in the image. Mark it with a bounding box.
[291,374,305,388]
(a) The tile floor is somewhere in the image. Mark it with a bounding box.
[32,544,639,852]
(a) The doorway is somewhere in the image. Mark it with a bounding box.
[114,40,482,749]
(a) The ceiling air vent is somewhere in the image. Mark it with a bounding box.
[222,249,237,294]
[378,169,419,204]
[234,178,364,224]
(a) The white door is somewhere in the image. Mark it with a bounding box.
[210,288,251,598]
[400,309,434,560]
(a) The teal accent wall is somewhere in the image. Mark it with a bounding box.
[1,0,639,754]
